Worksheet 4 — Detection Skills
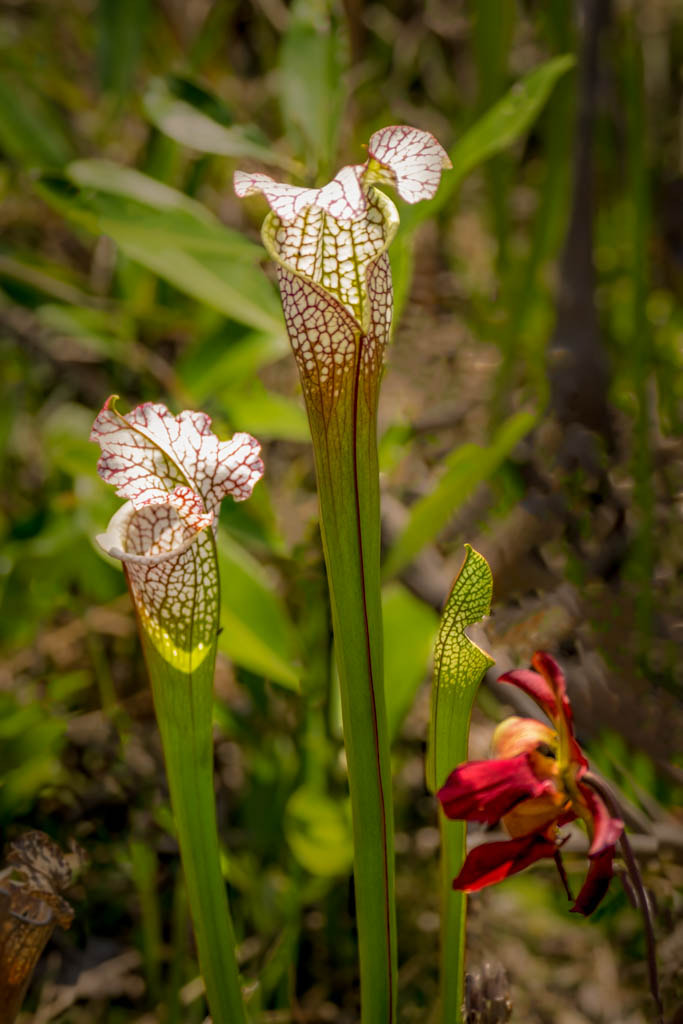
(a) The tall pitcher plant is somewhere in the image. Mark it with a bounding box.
[236,126,451,1022]
[91,398,263,1024]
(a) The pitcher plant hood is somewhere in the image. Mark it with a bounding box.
[91,397,263,671]
[437,652,623,915]
[234,125,451,419]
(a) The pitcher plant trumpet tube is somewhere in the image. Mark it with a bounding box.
[236,126,451,1023]
[92,397,263,1024]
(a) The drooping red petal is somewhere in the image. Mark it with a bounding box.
[571,846,615,915]
[497,667,561,723]
[437,754,551,825]
[452,833,558,893]
[577,784,624,855]
[498,652,578,746]
[497,663,561,720]
[531,652,575,731]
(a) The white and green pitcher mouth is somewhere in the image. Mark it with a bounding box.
[91,396,264,673]
[261,184,398,336]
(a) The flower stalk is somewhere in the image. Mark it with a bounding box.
[581,771,663,1024]
[91,398,263,1024]
[236,126,450,1022]
[438,652,624,917]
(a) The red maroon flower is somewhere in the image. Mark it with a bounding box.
[437,652,623,915]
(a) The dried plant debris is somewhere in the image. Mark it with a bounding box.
[0,831,84,1023]
[464,960,513,1024]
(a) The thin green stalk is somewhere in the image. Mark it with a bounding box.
[142,631,247,1024]
[439,822,467,1020]
[308,359,397,1024]
[129,838,162,1004]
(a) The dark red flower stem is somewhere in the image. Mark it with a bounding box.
[553,850,573,903]
[582,771,663,1024]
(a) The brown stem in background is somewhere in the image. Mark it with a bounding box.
[547,0,614,447]
[582,771,663,1024]
[553,849,573,903]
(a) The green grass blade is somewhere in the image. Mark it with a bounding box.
[432,54,575,215]
[383,411,535,579]
[0,71,73,168]
[277,0,347,177]
[391,55,575,316]
[426,545,494,1023]
[36,163,284,333]
[473,0,517,272]
[129,839,162,1004]
[490,56,574,424]
[143,78,302,174]
[96,0,149,102]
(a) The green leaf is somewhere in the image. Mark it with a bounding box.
[97,0,150,100]
[383,411,535,579]
[285,786,353,877]
[222,382,309,443]
[426,545,494,1024]
[278,0,347,175]
[0,71,73,168]
[0,692,66,823]
[391,55,575,315]
[178,330,290,401]
[0,256,98,307]
[217,532,300,691]
[143,78,302,174]
[382,584,439,744]
[36,162,285,333]
[67,158,221,223]
[432,54,574,218]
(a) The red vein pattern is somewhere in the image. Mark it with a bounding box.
[91,399,263,669]
[235,126,448,416]
[92,399,263,510]
[366,125,452,204]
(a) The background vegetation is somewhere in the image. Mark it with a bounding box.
[0,1,681,1021]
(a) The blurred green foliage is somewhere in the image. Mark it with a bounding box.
[0,1,681,1021]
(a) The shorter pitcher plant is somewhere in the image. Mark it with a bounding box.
[91,397,263,1024]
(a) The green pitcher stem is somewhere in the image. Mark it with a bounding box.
[440,820,466,1020]
[145,640,247,1024]
[310,394,397,1023]
[426,546,494,1024]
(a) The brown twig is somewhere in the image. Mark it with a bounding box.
[582,770,664,1024]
